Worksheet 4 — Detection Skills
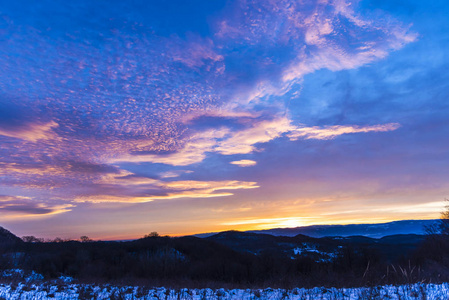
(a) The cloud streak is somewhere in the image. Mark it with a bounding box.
[0,121,58,142]
[76,173,259,203]
[288,123,401,140]
[230,160,257,167]
[0,195,73,219]
[112,117,400,166]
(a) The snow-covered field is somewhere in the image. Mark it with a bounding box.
[0,282,449,299]
[1,269,448,299]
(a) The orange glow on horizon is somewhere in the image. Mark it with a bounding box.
[3,197,444,241]
[53,213,441,242]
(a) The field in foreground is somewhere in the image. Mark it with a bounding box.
[0,282,448,300]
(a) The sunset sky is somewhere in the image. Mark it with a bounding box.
[1,0,448,240]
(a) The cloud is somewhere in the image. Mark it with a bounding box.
[230,159,257,167]
[111,129,228,166]
[74,191,235,203]
[0,163,65,176]
[162,180,258,191]
[75,178,259,203]
[0,0,416,216]
[182,110,258,124]
[101,0,414,169]
[0,195,73,219]
[0,160,122,191]
[0,195,30,202]
[111,116,288,166]
[213,0,417,107]
[370,201,446,214]
[288,123,401,140]
[95,170,159,186]
[160,170,193,179]
[0,121,58,142]
[170,36,224,69]
[70,170,260,204]
[111,115,399,166]
[215,117,293,155]
[67,161,120,174]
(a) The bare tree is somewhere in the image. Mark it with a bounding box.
[439,199,449,237]
[144,232,159,238]
[80,235,93,242]
[22,236,44,243]
[425,199,449,239]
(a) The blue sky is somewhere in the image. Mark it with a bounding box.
[0,0,448,239]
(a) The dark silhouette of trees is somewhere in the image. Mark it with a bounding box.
[3,222,449,288]
[439,199,449,236]
[80,236,93,243]
[144,232,160,238]
[22,236,44,243]
[0,232,436,288]
[410,199,449,282]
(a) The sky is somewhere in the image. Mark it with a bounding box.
[0,0,448,240]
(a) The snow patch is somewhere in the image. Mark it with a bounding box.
[0,282,447,299]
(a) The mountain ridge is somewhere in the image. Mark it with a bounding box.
[0,226,23,244]
[195,219,438,239]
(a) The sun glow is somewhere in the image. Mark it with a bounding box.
[222,217,312,229]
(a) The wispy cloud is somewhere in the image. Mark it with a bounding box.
[215,117,292,155]
[76,177,259,203]
[230,159,257,167]
[95,171,159,186]
[0,195,73,219]
[160,170,193,179]
[170,36,224,69]
[0,121,58,142]
[110,129,228,166]
[288,123,401,140]
[214,0,417,106]
[0,163,65,176]
[111,117,399,166]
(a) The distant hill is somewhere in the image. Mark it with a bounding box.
[205,230,426,263]
[196,219,438,239]
[249,220,437,238]
[0,226,22,244]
